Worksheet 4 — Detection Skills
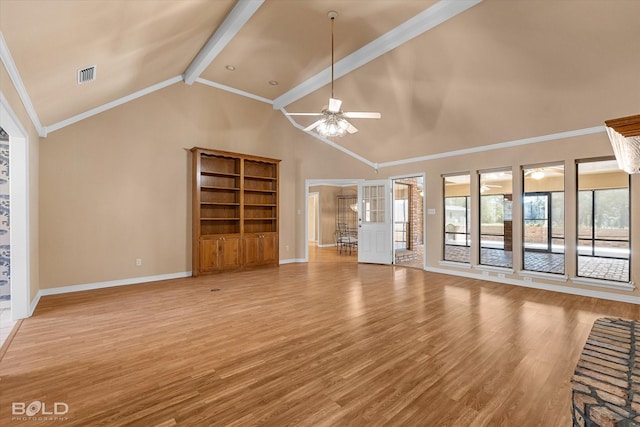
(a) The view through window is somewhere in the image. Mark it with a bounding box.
[577,159,630,282]
[479,170,513,268]
[522,164,565,274]
[443,174,470,263]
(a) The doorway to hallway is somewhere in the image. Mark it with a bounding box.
[392,175,425,269]
[0,126,13,347]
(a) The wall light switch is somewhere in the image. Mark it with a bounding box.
[427,208,436,215]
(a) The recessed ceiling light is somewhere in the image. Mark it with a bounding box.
[268,80,279,86]
[225,65,236,71]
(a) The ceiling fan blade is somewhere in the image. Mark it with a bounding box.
[304,119,324,132]
[328,98,342,113]
[343,112,381,119]
[285,112,323,116]
[346,122,358,134]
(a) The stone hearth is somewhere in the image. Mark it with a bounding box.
[571,317,640,426]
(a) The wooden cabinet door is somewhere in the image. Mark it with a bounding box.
[220,235,242,269]
[199,238,221,272]
[243,235,261,267]
[261,233,278,265]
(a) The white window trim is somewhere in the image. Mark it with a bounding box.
[439,260,472,269]
[518,270,569,283]
[476,265,515,274]
[572,277,635,292]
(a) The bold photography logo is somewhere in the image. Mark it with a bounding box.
[12,401,69,420]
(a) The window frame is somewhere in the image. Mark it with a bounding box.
[478,168,513,269]
[442,173,471,263]
[575,157,631,283]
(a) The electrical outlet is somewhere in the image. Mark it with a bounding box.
[482,271,490,277]
[523,276,532,282]
[135,258,142,267]
[498,273,505,279]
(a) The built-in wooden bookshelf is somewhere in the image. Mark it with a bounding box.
[192,148,280,275]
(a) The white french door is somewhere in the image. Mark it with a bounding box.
[358,179,392,264]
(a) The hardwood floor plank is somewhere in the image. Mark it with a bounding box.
[1,247,639,426]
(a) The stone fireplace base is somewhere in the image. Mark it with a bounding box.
[571,317,640,426]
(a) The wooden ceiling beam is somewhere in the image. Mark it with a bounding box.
[183,0,265,85]
[605,114,640,137]
[272,0,483,110]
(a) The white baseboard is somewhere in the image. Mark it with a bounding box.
[317,243,337,248]
[424,266,640,305]
[30,292,41,316]
[31,271,192,314]
[280,258,306,265]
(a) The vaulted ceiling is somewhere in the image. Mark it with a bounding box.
[1,0,639,164]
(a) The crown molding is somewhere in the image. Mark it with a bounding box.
[195,78,273,104]
[183,0,265,85]
[377,126,607,169]
[272,0,483,110]
[44,75,184,136]
[0,32,45,137]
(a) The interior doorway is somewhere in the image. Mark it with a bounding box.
[0,95,30,327]
[392,175,425,269]
[307,192,319,244]
[0,126,11,345]
[305,179,362,263]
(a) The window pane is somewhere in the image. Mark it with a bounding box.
[577,159,630,282]
[443,174,470,263]
[479,171,512,268]
[551,192,564,239]
[594,189,629,240]
[362,184,385,224]
[523,164,564,274]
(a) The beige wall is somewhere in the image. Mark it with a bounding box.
[39,82,373,288]
[381,132,640,297]
[1,63,40,302]
[10,66,638,301]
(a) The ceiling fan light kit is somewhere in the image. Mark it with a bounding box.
[286,10,381,138]
[530,170,545,180]
[605,114,640,174]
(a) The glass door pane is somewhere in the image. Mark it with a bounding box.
[443,174,470,263]
[577,159,630,282]
[523,164,565,274]
[479,170,513,268]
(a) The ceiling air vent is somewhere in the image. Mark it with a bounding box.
[77,65,96,84]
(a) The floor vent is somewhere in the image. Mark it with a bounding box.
[77,65,96,84]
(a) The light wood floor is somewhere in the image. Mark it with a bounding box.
[1,248,639,426]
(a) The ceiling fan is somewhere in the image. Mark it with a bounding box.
[480,184,501,193]
[285,11,381,138]
[524,165,563,180]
